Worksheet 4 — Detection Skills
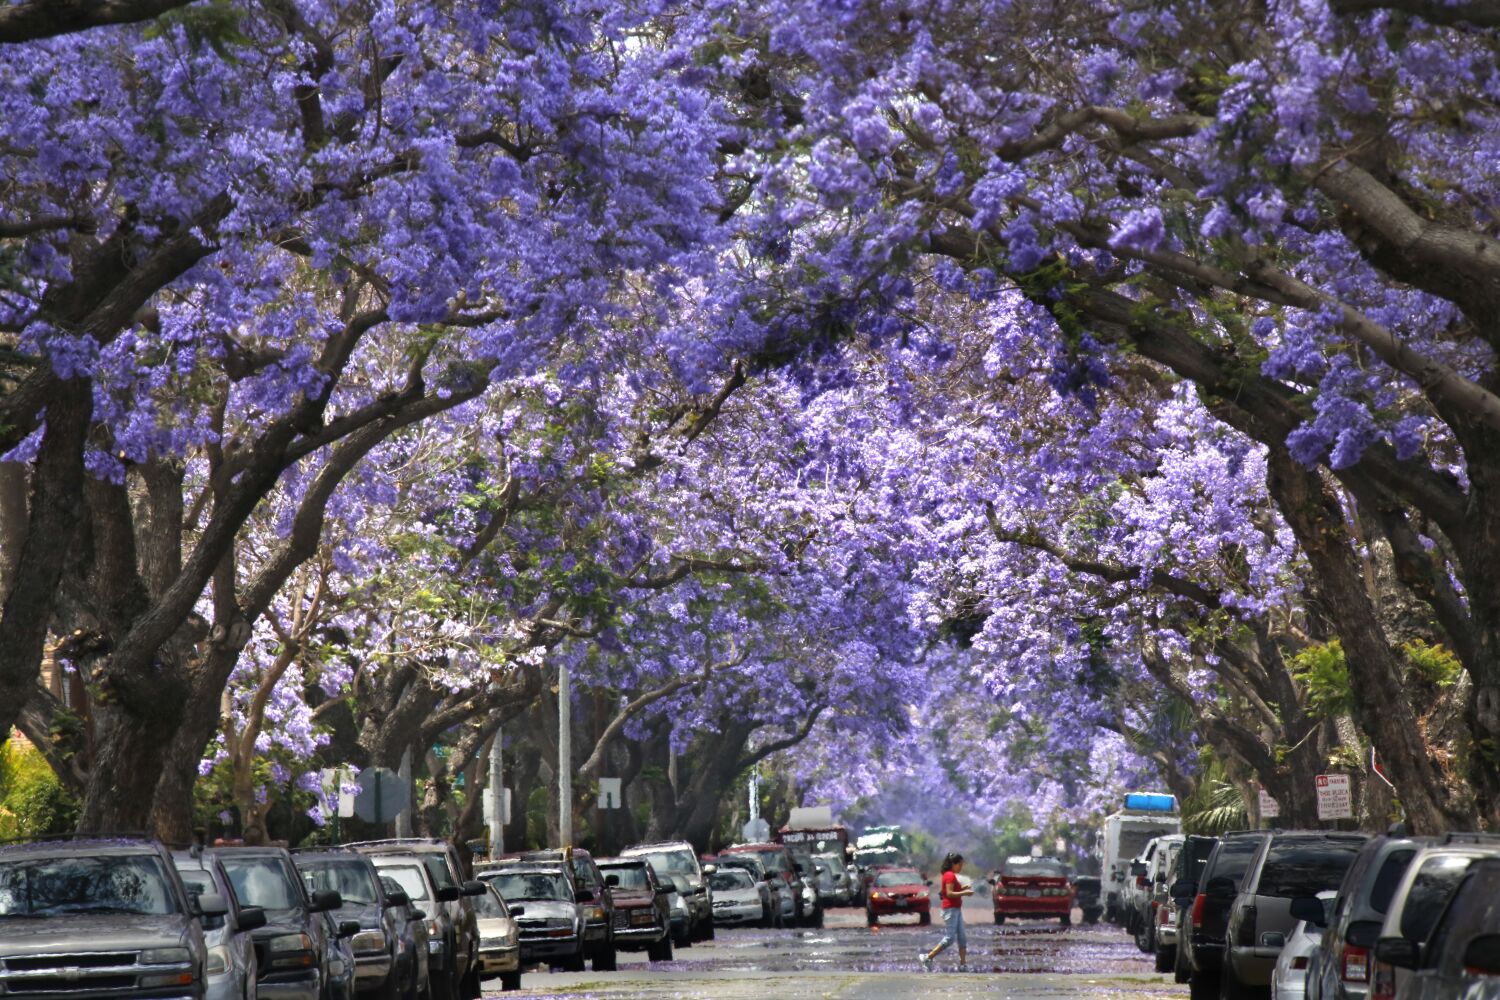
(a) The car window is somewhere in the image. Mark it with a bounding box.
[600,865,650,891]
[221,857,302,910]
[473,887,508,919]
[1368,849,1416,915]
[0,855,179,917]
[422,855,455,890]
[484,872,571,902]
[638,849,701,876]
[873,870,921,887]
[1400,856,1474,942]
[301,861,380,905]
[1207,837,1266,887]
[710,870,755,891]
[1257,841,1362,899]
[379,865,432,902]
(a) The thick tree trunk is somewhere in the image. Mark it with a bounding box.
[79,706,181,833]
[1268,452,1475,832]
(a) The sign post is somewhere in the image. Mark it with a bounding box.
[354,766,410,825]
[598,777,622,810]
[1315,774,1353,821]
[1258,787,1281,821]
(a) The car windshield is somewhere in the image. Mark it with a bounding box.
[221,856,302,911]
[1400,855,1475,941]
[874,870,921,887]
[719,858,762,878]
[638,850,699,876]
[301,861,379,905]
[1120,827,1176,859]
[1209,837,1265,886]
[710,870,755,892]
[855,849,901,867]
[601,866,650,891]
[1258,841,1363,898]
[0,855,178,917]
[1004,859,1066,877]
[473,887,508,919]
[485,872,571,902]
[378,865,431,902]
[815,853,846,874]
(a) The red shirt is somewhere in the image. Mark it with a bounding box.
[941,870,962,909]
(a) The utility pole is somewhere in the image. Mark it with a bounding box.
[395,748,413,837]
[749,765,760,823]
[488,729,505,858]
[558,662,572,847]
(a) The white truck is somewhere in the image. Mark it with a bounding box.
[1100,793,1181,924]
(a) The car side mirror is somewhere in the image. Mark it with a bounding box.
[410,909,427,920]
[1463,934,1500,975]
[702,865,716,875]
[1289,896,1327,927]
[338,920,361,938]
[462,880,487,897]
[1374,937,1422,970]
[237,906,267,932]
[605,875,620,887]
[385,890,410,909]
[1205,876,1237,898]
[1171,880,1195,899]
[437,886,462,903]
[655,885,673,896]
[309,889,343,913]
[195,893,229,918]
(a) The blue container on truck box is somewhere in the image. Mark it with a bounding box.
[1124,793,1176,812]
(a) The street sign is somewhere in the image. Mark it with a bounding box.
[1315,774,1353,821]
[354,766,409,824]
[319,767,357,819]
[598,778,622,810]
[483,787,512,825]
[742,817,771,843]
[1030,844,1043,857]
[1258,787,1281,819]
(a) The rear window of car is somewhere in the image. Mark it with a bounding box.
[1207,837,1264,886]
[1257,840,1363,899]
[1003,859,1066,877]
[1368,849,1416,915]
[1399,855,1474,941]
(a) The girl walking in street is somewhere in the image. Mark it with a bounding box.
[920,852,973,971]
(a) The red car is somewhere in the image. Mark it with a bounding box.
[991,856,1075,925]
[864,867,931,925]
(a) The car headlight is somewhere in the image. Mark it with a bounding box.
[269,934,314,953]
[141,947,193,965]
[588,905,606,921]
[426,919,442,938]
[205,945,231,976]
[351,930,387,953]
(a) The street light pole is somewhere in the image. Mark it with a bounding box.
[558,662,572,847]
[488,728,504,858]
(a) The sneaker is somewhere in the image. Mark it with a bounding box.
[958,962,969,972]
[919,953,933,972]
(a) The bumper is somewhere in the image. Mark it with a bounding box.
[583,921,610,945]
[519,936,579,964]
[993,896,1073,917]
[352,955,392,989]
[477,947,519,975]
[612,923,666,948]
[1159,924,1179,947]
[257,972,321,1000]
[713,903,763,925]
[1229,946,1279,986]
[869,901,931,917]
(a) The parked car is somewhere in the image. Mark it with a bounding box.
[991,855,1074,926]
[864,866,932,926]
[376,872,431,1000]
[1073,875,1104,924]
[471,884,520,992]
[348,841,486,1000]
[1135,835,1185,953]
[474,861,584,972]
[1369,835,1500,1000]
[814,851,856,906]
[595,857,674,961]
[622,841,714,940]
[1374,856,1500,1000]
[1221,831,1370,1000]
[709,867,764,926]
[720,842,809,928]
[219,846,349,1000]
[319,909,358,1000]
[1310,832,1426,1000]
[1272,892,1337,1000]
[0,838,221,1000]
[1181,830,1271,1000]
[715,852,785,926]
[174,848,267,1000]
[1161,834,1218,978]
[294,850,408,1000]
[513,849,616,971]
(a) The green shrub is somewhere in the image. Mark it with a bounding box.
[0,740,78,839]
[1289,641,1355,718]
[1401,640,1463,687]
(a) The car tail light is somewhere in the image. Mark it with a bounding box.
[1370,959,1395,1000]
[1192,893,1206,926]
[1136,876,1148,888]
[1342,944,1369,983]
[1236,906,1257,947]
[1158,905,1171,926]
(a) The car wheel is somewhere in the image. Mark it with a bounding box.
[918,911,931,926]
[806,907,824,930]
[703,920,715,941]
[1060,912,1072,928]
[566,949,586,973]
[1135,921,1153,952]
[647,936,673,962]
[460,965,480,1000]
[866,909,878,927]
[1189,972,1219,1000]
[994,913,1005,925]
[498,971,520,992]
[1175,944,1191,984]
[1220,962,1256,1000]
[1155,946,1175,974]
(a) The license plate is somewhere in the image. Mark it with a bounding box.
[1026,889,1041,898]
[632,912,655,925]
[896,900,908,908]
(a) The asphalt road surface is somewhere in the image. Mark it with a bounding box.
[490,898,1187,999]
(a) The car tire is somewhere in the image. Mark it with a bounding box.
[592,946,618,972]
[806,907,824,930]
[919,911,931,926]
[461,965,480,1000]
[1219,962,1257,1000]
[648,936,673,962]
[866,909,878,927]
[566,950,586,973]
[703,920,715,941]
[1189,972,1219,1000]
[1156,946,1175,974]
[1135,921,1153,953]
[993,913,1005,925]
[1060,912,1072,928]
[498,972,520,993]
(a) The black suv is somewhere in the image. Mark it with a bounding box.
[294,849,409,1000]
[0,837,218,1000]
[1179,830,1269,1000]
[219,846,353,1000]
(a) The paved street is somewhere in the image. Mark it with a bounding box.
[493,900,1186,999]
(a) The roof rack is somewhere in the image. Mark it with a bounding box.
[289,845,356,855]
[1440,832,1500,845]
[0,831,154,846]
